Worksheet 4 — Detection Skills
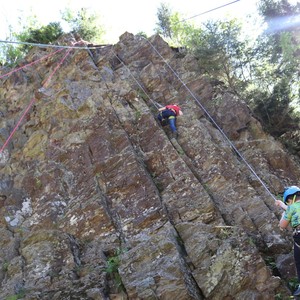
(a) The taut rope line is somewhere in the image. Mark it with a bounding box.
[0,40,108,50]
[113,51,162,110]
[142,37,277,202]
[0,45,75,154]
[0,48,65,80]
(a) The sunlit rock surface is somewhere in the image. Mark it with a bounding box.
[0,32,298,299]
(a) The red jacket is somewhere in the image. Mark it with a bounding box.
[165,105,181,116]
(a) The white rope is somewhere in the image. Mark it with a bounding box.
[177,0,240,24]
[0,39,110,50]
[142,36,278,202]
[113,52,163,110]
[2,33,278,202]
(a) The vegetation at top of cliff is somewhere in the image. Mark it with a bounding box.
[61,8,105,43]
[155,0,300,145]
[0,7,104,66]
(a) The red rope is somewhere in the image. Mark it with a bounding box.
[0,97,36,153]
[0,46,74,154]
[0,48,65,80]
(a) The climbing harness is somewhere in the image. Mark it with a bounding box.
[0,35,281,204]
[144,36,278,201]
[138,36,278,203]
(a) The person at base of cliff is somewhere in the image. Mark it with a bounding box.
[276,186,300,297]
[157,104,183,139]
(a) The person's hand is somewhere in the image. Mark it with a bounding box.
[275,200,287,210]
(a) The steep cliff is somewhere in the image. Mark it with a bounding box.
[0,32,299,299]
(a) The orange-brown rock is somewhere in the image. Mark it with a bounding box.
[0,32,298,299]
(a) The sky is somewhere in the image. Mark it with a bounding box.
[0,0,265,44]
[1,0,299,44]
[3,0,300,46]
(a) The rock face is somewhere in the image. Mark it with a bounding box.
[0,32,299,299]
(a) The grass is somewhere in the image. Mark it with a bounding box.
[105,248,127,292]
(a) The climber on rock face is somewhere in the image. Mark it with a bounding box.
[157,104,183,139]
[276,186,300,297]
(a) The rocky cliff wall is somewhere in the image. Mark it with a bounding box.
[0,32,299,299]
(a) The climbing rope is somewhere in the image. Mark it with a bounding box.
[113,52,163,110]
[178,0,240,23]
[139,36,278,202]
[0,39,108,50]
[83,37,277,202]
[0,48,65,80]
[0,44,76,154]
[0,35,278,202]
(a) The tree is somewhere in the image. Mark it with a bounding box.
[0,14,39,66]
[155,3,173,39]
[190,19,250,92]
[0,7,106,66]
[155,3,197,47]
[247,0,300,137]
[0,28,23,66]
[154,4,253,91]
[249,78,299,136]
[153,0,300,141]
[62,8,105,43]
[17,22,63,52]
[0,19,63,67]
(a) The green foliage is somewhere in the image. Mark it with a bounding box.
[6,289,25,300]
[155,3,196,47]
[62,8,105,43]
[288,277,299,291]
[0,6,105,66]
[249,78,299,136]
[136,31,148,39]
[264,256,277,270]
[190,19,250,91]
[248,237,256,247]
[169,13,197,47]
[106,255,120,275]
[218,227,233,239]
[155,3,173,39]
[0,21,63,67]
[135,110,141,120]
[2,260,9,272]
[18,22,63,52]
[274,293,291,300]
[155,4,251,87]
[105,248,126,292]
[35,178,42,189]
[258,0,299,24]
[245,0,300,138]
[6,296,18,300]
[1,14,37,66]
[0,43,23,67]
[178,148,185,155]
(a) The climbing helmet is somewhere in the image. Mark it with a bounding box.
[283,186,300,204]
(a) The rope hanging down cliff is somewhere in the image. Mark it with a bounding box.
[0,43,77,154]
[86,38,277,203]
[111,52,164,110]
[0,48,65,80]
[138,36,278,203]
[0,36,277,203]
